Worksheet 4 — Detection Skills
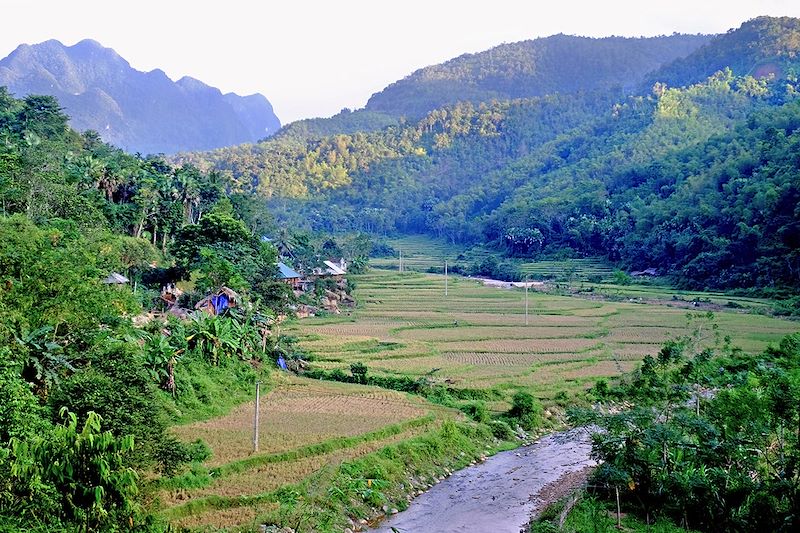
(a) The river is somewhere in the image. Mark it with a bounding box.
[372,427,596,533]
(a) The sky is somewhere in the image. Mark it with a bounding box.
[2,0,800,124]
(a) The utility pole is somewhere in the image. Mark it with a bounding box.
[445,260,448,296]
[253,381,262,453]
[525,276,529,326]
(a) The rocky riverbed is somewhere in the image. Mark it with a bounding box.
[372,427,597,533]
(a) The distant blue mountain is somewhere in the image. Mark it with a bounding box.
[0,39,280,154]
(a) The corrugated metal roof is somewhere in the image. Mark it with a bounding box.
[277,262,302,279]
[322,260,346,275]
[102,272,129,284]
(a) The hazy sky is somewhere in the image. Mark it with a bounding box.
[2,0,800,123]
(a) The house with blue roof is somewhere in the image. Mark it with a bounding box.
[277,261,302,289]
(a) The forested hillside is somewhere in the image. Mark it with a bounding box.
[0,88,292,531]
[178,17,800,292]
[364,33,711,119]
[643,16,800,89]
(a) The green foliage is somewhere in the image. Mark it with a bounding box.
[582,331,800,532]
[506,391,543,430]
[153,436,212,477]
[0,88,287,530]
[487,419,515,440]
[349,362,368,384]
[4,409,139,531]
[611,269,632,285]
[48,339,167,467]
[459,400,490,423]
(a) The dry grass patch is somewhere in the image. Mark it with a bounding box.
[606,327,674,344]
[301,323,395,338]
[395,325,599,342]
[162,423,435,512]
[609,344,661,359]
[172,504,276,531]
[172,377,428,467]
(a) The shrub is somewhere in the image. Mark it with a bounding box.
[591,379,610,399]
[487,419,514,440]
[350,362,368,384]
[612,269,632,285]
[154,436,213,477]
[507,391,542,430]
[459,401,489,423]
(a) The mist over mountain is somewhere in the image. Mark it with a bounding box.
[0,39,280,154]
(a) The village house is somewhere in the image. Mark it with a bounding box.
[194,286,240,315]
[277,261,302,290]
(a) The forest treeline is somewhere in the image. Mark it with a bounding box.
[558,316,800,532]
[176,17,800,292]
[0,88,321,531]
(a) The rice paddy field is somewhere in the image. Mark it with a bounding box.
[165,236,797,530]
[369,235,780,311]
[160,374,451,530]
[287,269,799,401]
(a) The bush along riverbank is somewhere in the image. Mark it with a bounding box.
[164,419,520,532]
[533,322,800,533]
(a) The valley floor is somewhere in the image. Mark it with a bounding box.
[164,268,798,531]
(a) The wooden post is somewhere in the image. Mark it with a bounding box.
[399,248,403,273]
[253,381,261,453]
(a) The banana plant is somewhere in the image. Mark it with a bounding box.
[143,333,182,394]
[14,325,73,396]
[186,313,237,365]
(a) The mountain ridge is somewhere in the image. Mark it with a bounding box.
[0,38,280,154]
[363,32,713,119]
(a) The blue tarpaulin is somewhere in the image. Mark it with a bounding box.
[212,293,230,314]
[277,355,288,370]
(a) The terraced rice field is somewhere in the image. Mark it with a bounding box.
[163,375,450,529]
[287,270,799,399]
[173,376,431,467]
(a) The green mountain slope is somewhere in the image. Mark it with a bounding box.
[179,18,800,291]
[364,33,711,119]
[643,16,800,89]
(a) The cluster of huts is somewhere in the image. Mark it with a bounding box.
[276,259,347,291]
[277,259,353,316]
[107,257,352,322]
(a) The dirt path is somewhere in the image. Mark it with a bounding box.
[372,427,596,533]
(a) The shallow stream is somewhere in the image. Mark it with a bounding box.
[372,427,596,533]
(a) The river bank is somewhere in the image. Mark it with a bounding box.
[371,427,596,533]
